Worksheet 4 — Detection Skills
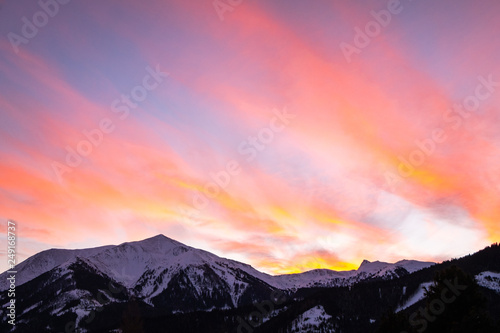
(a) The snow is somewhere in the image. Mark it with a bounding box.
[358,259,434,277]
[260,258,434,291]
[262,305,288,323]
[395,260,435,273]
[0,234,448,333]
[358,260,392,273]
[271,269,355,290]
[289,305,334,332]
[0,245,114,290]
[396,282,433,312]
[21,301,43,315]
[0,233,435,310]
[74,308,91,330]
[86,235,185,288]
[476,271,500,294]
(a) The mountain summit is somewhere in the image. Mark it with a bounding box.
[0,234,443,332]
[1,237,498,333]
[0,234,433,293]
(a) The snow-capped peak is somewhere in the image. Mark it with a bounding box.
[394,260,435,273]
[357,260,392,273]
[0,245,114,291]
[357,259,434,275]
[0,234,435,295]
[128,234,183,248]
[359,259,371,267]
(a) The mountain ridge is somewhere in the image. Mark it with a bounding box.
[0,236,498,333]
[0,233,434,292]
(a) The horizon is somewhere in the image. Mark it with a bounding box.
[12,232,500,276]
[1,0,500,275]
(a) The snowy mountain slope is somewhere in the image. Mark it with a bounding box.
[83,235,187,288]
[1,237,497,333]
[358,259,435,276]
[0,235,435,296]
[0,256,130,332]
[476,271,500,294]
[0,235,282,312]
[268,259,435,290]
[0,234,438,332]
[272,269,355,290]
[288,305,335,332]
[394,259,436,273]
[396,281,434,312]
[67,235,279,306]
[0,244,114,290]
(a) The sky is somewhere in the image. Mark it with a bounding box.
[0,0,499,275]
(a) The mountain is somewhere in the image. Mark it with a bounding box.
[0,245,115,291]
[1,235,498,333]
[0,235,433,295]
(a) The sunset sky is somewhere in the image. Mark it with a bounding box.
[1,0,499,274]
